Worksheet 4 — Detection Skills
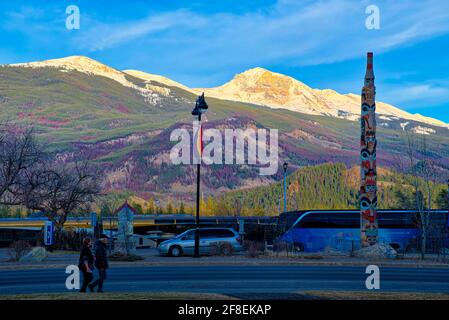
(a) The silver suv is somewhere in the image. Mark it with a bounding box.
[158,228,243,257]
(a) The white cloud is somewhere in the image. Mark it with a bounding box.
[3,0,449,92]
[380,81,449,108]
[76,11,209,51]
[72,0,449,68]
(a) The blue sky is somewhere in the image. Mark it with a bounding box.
[0,0,449,121]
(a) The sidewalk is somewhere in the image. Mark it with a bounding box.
[1,248,449,270]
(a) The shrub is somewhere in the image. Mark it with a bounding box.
[53,229,89,251]
[272,240,294,253]
[109,252,144,261]
[7,240,31,261]
[244,241,265,258]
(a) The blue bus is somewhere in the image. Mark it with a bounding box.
[279,210,449,253]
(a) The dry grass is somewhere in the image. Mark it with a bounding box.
[265,251,325,259]
[0,292,237,300]
[2,291,449,300]
[303,291,449,300]
[48,250,79,255]
[108,252,144,261]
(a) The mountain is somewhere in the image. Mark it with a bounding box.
[123,65,448,128]
[1,56,449,206]
[197,67,449,128]
[13,56,148,95]
[13,56,446,129]
[11,55,193,108]
[2,56,197,147]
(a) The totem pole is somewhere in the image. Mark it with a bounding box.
[360,52,378,247]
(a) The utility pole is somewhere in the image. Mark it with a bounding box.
[192,93,208,258]
[360,52,378,247]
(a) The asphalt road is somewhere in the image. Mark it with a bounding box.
[1,265,449,295]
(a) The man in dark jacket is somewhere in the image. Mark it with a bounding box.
[89,234,109,293]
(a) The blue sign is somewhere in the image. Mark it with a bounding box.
[239,219,245,234]
[44,221,54,246]
[91,212,97,228]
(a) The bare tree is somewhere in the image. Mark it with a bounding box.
[417,134,441,257]
[0,126,43,205]
[402,129,440,259]
[0,124,102,232]
[24,160,101,231]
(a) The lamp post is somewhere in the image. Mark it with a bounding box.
[192,93,208,258]
[283,162,288,213]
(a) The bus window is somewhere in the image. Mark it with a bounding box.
[297,212,359,229]
[327,212,359,228]
[378,212,416,229]
[297,213,330,228]
[294,211,421,230]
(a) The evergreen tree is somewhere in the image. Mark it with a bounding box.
[394,189,414,209]
[211,163,448,216]
[100,203,110,218]
[133,203,143,214]
[178,202,186,214]
[435,189,449,209]
[166,203,174,214]
[145,197,155,214]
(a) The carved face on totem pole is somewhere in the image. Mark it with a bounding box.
[361,148,376,173]
[360,196,377,222]
[360,195,378,244]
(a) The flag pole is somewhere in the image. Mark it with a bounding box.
[194,112,201,258]
[192,93,208,258]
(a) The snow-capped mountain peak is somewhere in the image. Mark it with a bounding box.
[197,67,449,129]
[12,55,122,78]
[11,56,167,105]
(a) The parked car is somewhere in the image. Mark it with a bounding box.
[134,234,158,249]
[146,231,177,245]
[158,228,243,257]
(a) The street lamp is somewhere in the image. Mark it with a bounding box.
[192,93,208,258]
[283,162,288,213]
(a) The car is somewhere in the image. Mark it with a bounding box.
[146,230,177,245]
[158,227,243,257]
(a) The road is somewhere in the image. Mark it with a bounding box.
[1,265,449,296]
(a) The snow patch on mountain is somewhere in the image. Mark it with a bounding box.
[401,122,410,130]
[11,56,165,105]
[123,69,195,94]
[412,126,436,135]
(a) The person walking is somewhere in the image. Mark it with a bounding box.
[78,237,94,292]
[89,234,109,293]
